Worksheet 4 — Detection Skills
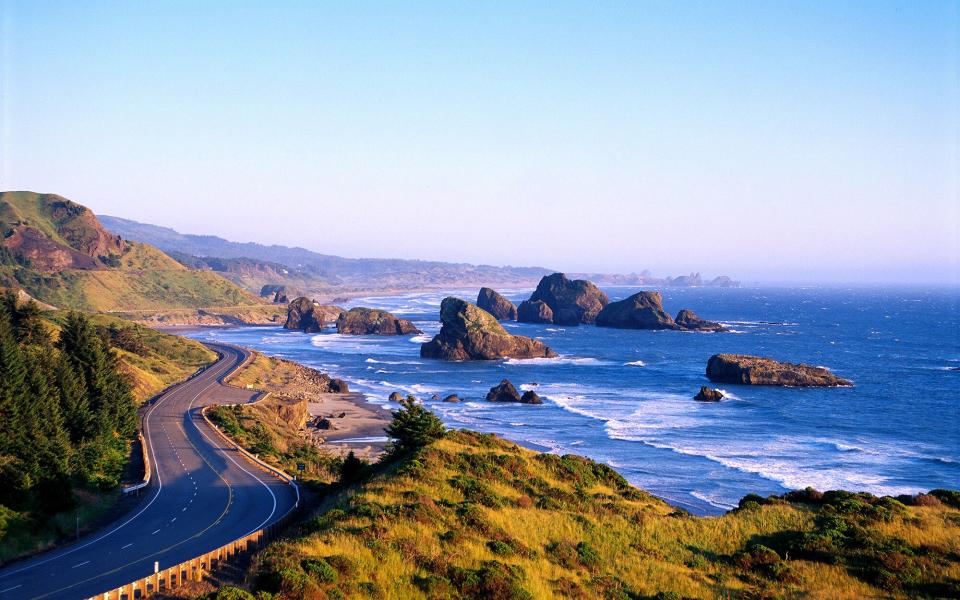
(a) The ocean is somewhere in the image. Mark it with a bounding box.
[184,286,960,515]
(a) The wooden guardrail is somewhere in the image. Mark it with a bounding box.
[199,403,293,484]
[86,403,300,600]
[86,503,299,600]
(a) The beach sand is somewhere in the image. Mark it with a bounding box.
[307,392,392,459]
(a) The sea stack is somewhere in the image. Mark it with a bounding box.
[284,297,344,333]
[336,307,422,335]
[706,354,852,387]
[420,297,557,361]
[595,292,727,332]
[477,287,518,321]
[517,273,609,325]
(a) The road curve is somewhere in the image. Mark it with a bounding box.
[0,343,299,599]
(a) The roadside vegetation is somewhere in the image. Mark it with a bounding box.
[0,294,138,562]
[205,399,960,599]
[208,398,341,484]
[0,291,218,563]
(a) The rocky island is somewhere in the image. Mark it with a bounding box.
[284,297,344,332]
[336,307,422,335]
[706,354,853,387]
[596,291,727,332]
[486,379,543,404]
[476,287,518,320]
[517,272,609,325]
[420,297,557,360]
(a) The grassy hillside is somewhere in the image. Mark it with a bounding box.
[0,191,263,311]
[245,429,960,599]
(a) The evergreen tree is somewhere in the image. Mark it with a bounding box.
[0,309,26,457]
[385,396,446,455]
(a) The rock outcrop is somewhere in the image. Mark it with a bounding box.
[519,273,609,325]
[694,386,724,402]
[517,300,554,324]
[596,291,677,330]
[675,309,727,332]
[520,390,543,405]
[420,297,557,361]
[389,391,404,402]
[486,379,521,402]
[485,380,543,404]
[596,292,727,332]
[284,297,344,333]
[336,307,422,335]
[443,394,461,403]
[477,287,518,321]
[706,354,852,387]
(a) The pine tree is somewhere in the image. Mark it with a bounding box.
[385,396,446,455]
[0,309,26,457]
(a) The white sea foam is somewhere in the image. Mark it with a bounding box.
[504,356,608,366]
[624,360,646,367]
[690,490,737,510]
[410,334,432,343]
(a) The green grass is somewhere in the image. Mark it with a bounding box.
[245,430,960,599]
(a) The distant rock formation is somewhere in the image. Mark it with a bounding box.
[706,354,852,387]
[260,284,300,304]
[420,297,557,361]
[518,273,609,325]
[336,307,422,335]
[694,386,724,402]
[443,394,461,403]
[517,300,554,324]
[675,309,727,332]
[284,297,344,333]
[596,291,677,330]
[389,391,404,402]
[485,380,541,404]
[477,287,518,321]
[596,292,727,332]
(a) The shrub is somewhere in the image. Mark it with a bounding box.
[449,474,503,507]
[488,539,514,556]
[302,557,337,583]
[197,587,256,600]
[339,451,369,484]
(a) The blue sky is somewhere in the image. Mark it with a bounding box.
[1,1,957,283]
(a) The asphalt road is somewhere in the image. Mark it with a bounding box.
[0,343,299,599]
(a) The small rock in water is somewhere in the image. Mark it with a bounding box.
[388,391,404,402]
[694,386,724,402]
[430,394,440,401]
[443,394,461,403]
[486,379,521,402]
[520,390,543,404]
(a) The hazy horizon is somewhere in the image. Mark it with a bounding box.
[1,2,957,285]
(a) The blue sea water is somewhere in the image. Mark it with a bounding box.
[185,286,960,515]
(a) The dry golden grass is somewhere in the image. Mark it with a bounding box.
[242,430,960,599]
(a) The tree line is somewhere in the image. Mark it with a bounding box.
[0,292,138,516]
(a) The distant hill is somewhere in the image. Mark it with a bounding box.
[0,192,262,311]
[99,215,554,294]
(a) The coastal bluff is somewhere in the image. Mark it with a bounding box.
[706,354,852,387]
[421,297,556,361]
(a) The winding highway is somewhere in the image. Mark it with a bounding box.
[0,343,299,599]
